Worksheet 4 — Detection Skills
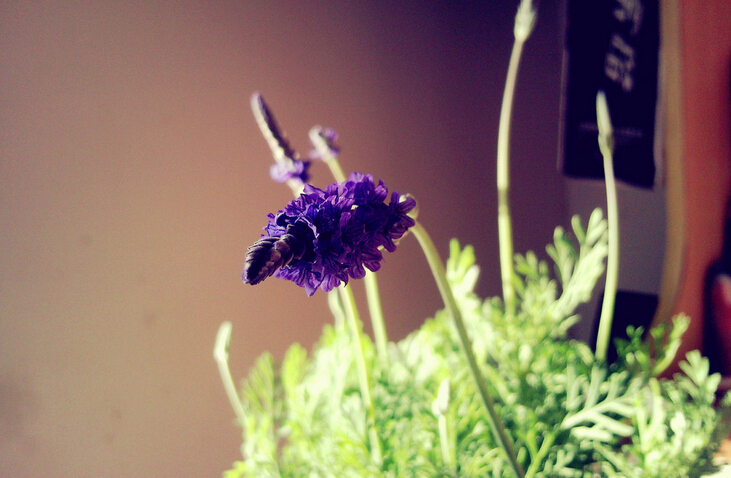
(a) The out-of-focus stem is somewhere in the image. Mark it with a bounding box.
[411,221,524,478]
[496,0,536,316]
[310,126,347,183]
[594,91,619,362]
[339,285,382,466]
[432,378,454,470]
[364,271,388,367]
[213,322,247,426]
[313,126,389,365]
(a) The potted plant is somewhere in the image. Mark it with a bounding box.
[215,2,731,476]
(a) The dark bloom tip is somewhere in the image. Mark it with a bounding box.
[243,173,416,296]
[251,93,311,184]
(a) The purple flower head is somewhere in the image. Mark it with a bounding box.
[242,173,416,296]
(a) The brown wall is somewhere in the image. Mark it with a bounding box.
[0,1,566,476]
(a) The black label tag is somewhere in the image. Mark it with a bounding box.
[561,0,659,189]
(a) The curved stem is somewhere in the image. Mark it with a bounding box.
[496,0,536,316]
[213,321,247,426]
[594,91,620,362]
[411,222,524,478]
[496,38,525,316]
[327,289,346,330]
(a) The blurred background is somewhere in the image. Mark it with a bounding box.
[1,1,729,477]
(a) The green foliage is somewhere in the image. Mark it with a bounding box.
[614,314,690,377]
[594,352,731,478]
[224,210,728,477]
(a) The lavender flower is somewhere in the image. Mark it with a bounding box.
[308,125,340,160]
[243,173,416,296]
[269,160,310,184]
[251,93,311,184]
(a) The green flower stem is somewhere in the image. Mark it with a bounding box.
[496,39,518,316]
[339,285,383,466]
[364,271,389,367]
[213,321,247,426]
[339,285,371,407]
[437,413,452,468]
[594,91,619,362]
[433,378,454,469]
[314,130,389,366]
[327,289,346,330]
[411,221,524,478]
[310,127,347,184]
[285,179,304,197]
[324,156,347,183]
[497,0,536,317]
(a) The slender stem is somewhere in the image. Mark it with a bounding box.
[314,128,389,365]
[496,37,525,316]
[438,414,452,468]
[411,222,524,478]
[496,0,535,315]
[310,126,347,184]
[327,289,346,330]
[324,157,347,183]
[364,271,389,367]
[339,286,371,406]
[594,91,619,362]
[433,378,454,469]
[213,321,247,426]
[285,179,304,197]
[339,285,382,466]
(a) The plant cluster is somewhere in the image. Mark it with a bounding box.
[223,223,730,477]
[216,2,731,476]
